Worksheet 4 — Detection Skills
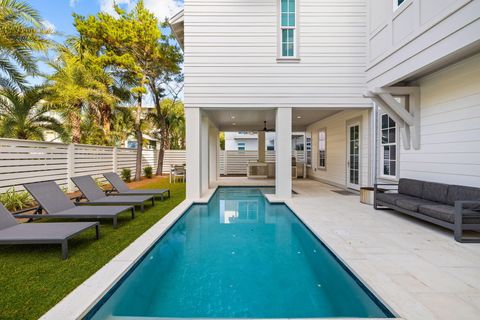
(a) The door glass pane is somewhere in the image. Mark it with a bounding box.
[349,125,360,185]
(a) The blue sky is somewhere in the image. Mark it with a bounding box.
[25,0,183,85]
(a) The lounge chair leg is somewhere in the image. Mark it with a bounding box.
[151,198,155,206]
[61,241,68,260]
[95,225,100,240]
[160,194,164,201]
[131,207,135,219]
[113,217,118,229]
[141,204,145,213]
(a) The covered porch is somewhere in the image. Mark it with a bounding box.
[185,106,374,200]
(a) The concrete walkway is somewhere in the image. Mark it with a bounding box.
[288,179,480,320]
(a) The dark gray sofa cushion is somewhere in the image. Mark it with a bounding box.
[447,185,480,211]
[376,193,412,205]
[422,181,448,204]
[395,198,437,212]
[419,205,480,224]
[398,178,424,198]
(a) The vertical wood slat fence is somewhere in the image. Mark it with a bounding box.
[0,138,185,193]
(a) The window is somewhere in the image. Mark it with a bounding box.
[393,0,405,10]
[280,0,296,57]
[237,142,246,151]
[318,129,326,169]
[306,132,312,166]
[381,114,397,177]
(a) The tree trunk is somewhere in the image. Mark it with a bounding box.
[100,103,112,141]
[69,111,82,144]
[135,95,143,182]
[155,125,167,176]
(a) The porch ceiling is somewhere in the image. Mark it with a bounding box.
[204,108,343,131]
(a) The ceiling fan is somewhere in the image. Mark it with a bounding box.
[260,121,275,132]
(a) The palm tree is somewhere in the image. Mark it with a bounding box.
[0,86,65,140]
[46,44,118,143]
[0,0,51,89]
[111,106,135,147]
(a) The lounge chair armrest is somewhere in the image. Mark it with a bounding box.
[454,200,480,226]
[374,183,398,194]
[454,200,480,207]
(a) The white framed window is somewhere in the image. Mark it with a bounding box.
[393,0,406,10]
[279,0,296,58]
[306,132,312,167]
[237,142,246,151]
[318,129,326,169]
[380,114,397,177]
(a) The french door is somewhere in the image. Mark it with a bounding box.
[347,123,360,190]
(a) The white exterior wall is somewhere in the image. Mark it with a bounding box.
[306,109,372,188]
[367,0,480,87]
[184,0,370,109]
[225,138,258,151]
[397,54,480,187]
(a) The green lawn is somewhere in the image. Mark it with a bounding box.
[0,177,185,320]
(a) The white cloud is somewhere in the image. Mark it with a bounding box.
[41,20,56,36]
[99,0,182,19]
[69,0,79,7]
[144,0,182,20]
[99,0,134,16]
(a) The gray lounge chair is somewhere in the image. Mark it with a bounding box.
[18,181,135,228]
[71,176,154,212]
[0,204,99,259]
[103,172,170,200]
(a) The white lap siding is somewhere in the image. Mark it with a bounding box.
[184,0,369,109]
[306,109,372,188]
[399,54,480,187]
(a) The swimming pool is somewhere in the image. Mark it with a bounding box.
[86,187,395,319]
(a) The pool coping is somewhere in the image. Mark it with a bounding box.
[41,187,402,320]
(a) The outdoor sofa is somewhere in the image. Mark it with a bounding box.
[0,204,99,259]
[17,181,135,228]
[71,176,154,212]
[103,172,170,200]
[374,178,480,242]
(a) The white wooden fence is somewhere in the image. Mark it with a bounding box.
[218,150,305,175]
[0,138,305,193]
[0,138,185,193]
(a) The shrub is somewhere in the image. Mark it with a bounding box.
[144,166,153,179]
[94,177,105,190]
[0,187,34,212]
[121,168,132,182]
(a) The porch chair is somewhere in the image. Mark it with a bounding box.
[172,165,186,183]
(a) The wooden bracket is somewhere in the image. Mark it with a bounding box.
[364,86,421,150]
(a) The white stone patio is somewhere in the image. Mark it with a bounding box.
[287,179,480,320]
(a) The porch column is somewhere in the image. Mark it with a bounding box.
[275,107,292,198]
[258,131,266,162]
[208,124,219,187]
[200,115,209,196]
[185,107,201,199]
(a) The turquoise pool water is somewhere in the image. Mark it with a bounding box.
[87,187,394,319]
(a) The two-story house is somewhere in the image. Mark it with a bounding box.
[170,0,480,200]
